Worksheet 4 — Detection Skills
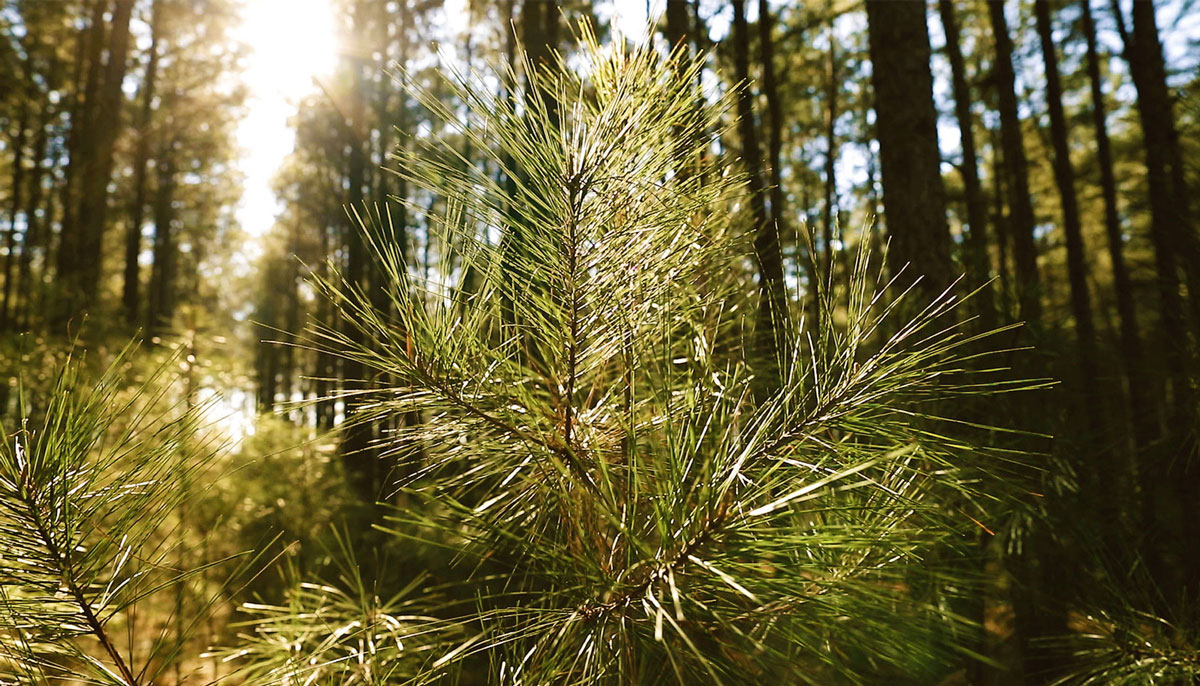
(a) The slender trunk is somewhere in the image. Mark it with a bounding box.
[315,219,335,429]
[989,128,1013,320]
[72,0,135,312]
[521,0,559,127]
[55,0,106,323]
[1114,0,1200,602]
[1081,0,1154,454]
[2,88,30,330]
[1034,0,1100,406]
[1032,5,1098,676]
[731,0,786,385]
[987,0,1041,326]
[340,0,377,504]
[124,2,161,328]
[758,0,787,256]
[147,137,176,336]
[18,106,52,332]
[821,14,838,298]
[865,0,952,302]
[938,0,996,330]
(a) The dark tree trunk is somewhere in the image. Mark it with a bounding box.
[124,1,161,328]
[1081,0,1154,454]
[339,0,378,505]
[2,79,30,331]
[865,0,952,302]
[821,13,838,297]
[731,0,786,385]
[72,0,134,312]
[938,0,996,331]
[521,0,559,127]
[147,138,176,336]
[17,102,52,333]
[1034,0,1100,411]
[987,0,1041,326]
[758,0,787,251]
[55,0,107,326]
[1114,0,1200,603]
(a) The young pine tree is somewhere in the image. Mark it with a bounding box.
[254,24,1036,685]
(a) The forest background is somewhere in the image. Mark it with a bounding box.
[1,0,1200,683]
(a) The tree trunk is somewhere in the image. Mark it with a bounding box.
[339,0,378,505]
[938,0,996,331]
[54,0,107,326]
[1034,0,1101,414]
[1081,0,1154,455]
[147,137,176,336]
[1114,0,1200,603]
[72,0,134,312]
[17,101,52,333]
[123,1,161,328]
[731,0,786,386]
[757,0,787,261]
[521,0,559,127]
[2,79,30,331]
[987,0,1041,327]
[821,12,838,299]
[865,0,952,302]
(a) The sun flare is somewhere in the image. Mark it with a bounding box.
[234,0,339,238]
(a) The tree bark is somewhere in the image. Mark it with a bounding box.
[938,0,996,331]
[2,72,30,331]
[758,0,787,259]
[17,99,52,333]
[1034,1,1100,405]
[865,0,952,302]
[1081,0,1154,454]
[821,12,838,298]
[147,136,176,336]
[55,0,107,326]
[124,1,161,328]
[71,0,134,312]
[339,0,378,505]
[987,0,1041,326]
[1115,0,1200,603]
[731,0,786,385]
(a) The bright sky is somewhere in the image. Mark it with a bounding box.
[232,0,655,241]
[233,0,338,239]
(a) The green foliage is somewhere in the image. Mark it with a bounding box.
[223,531,457,685]
[262,25,1038,684]
[0,345,242,684]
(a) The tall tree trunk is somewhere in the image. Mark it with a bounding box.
[821,12,838,299]
[989,127,1014,319]
[340,0,378,505]
[2,78,30,331]
[1081,0,1155,454]
[147,137,176,336]
[124,1,161,328]
[731,0,786,386]
[521,0,559,126]
[1034,0,1101,417]
[55,0,107,326]
[664,0,691,54]
[938,0,996,331]
[987,0,1041,327]
[1113,0,1200,603]
[1031,6,1100,677]
[17,102,52,332]
[71,0,134,312]
[757,0,787,257]
[315,219,335,430]
[865,0,952,302]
